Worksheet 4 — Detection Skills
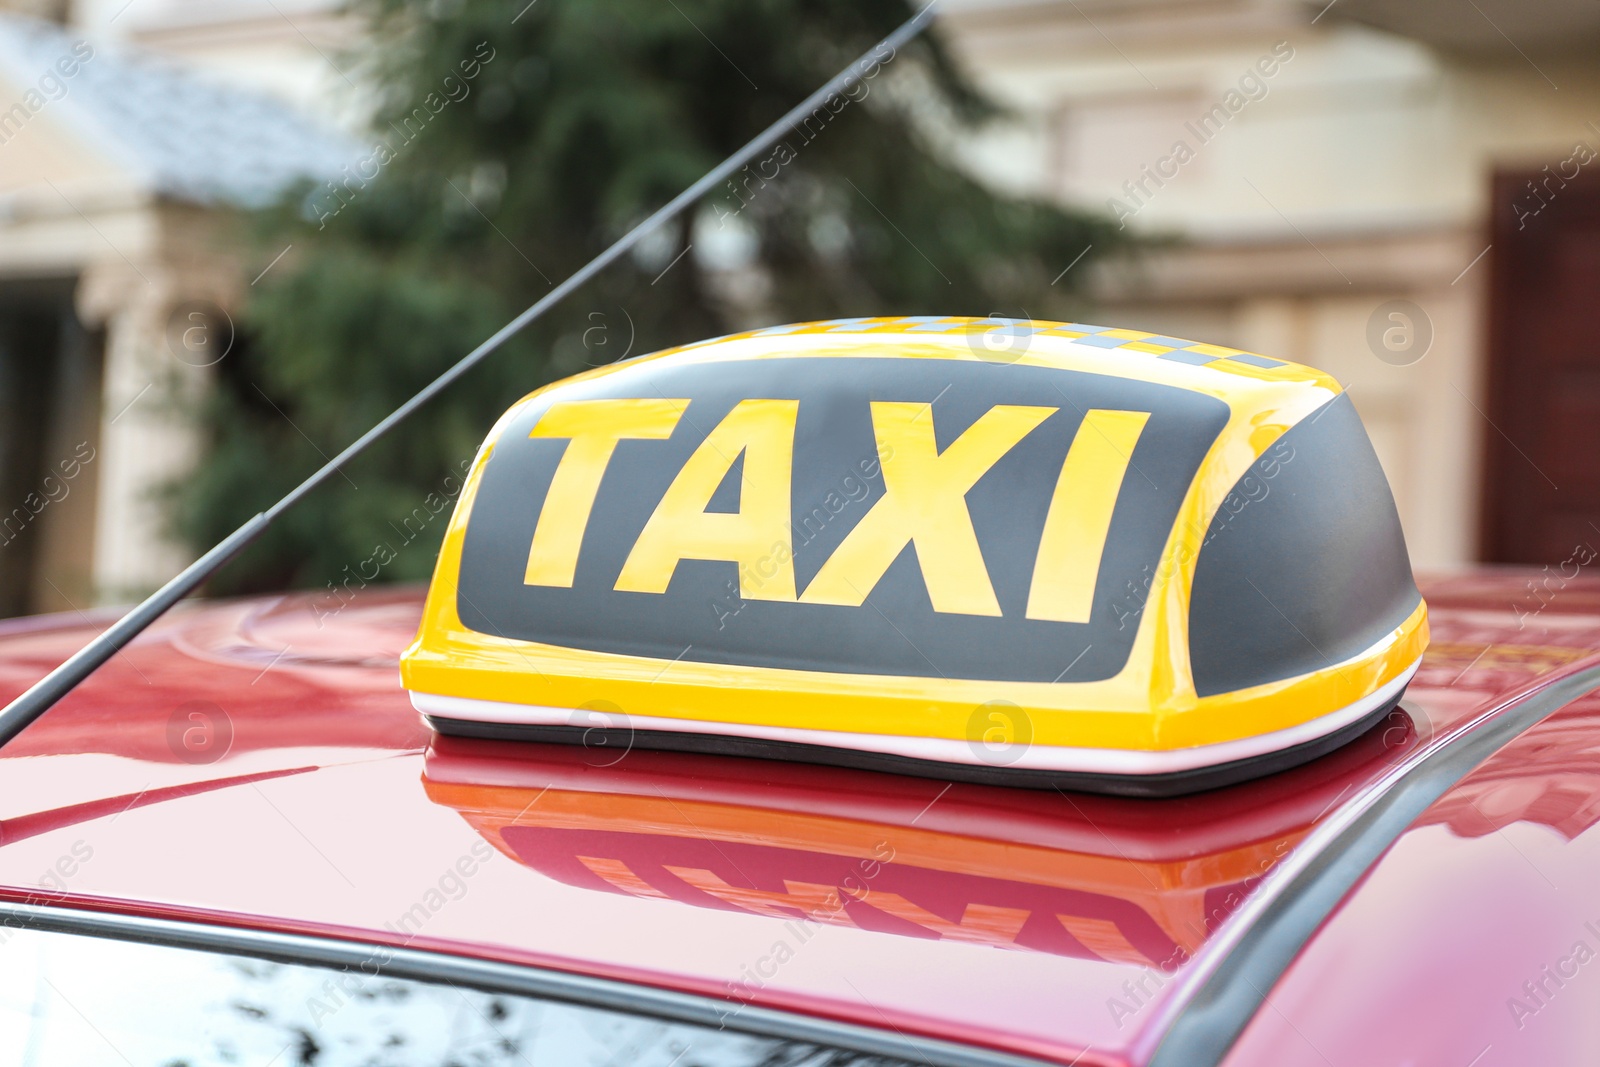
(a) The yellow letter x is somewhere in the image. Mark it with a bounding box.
[800,402,1055,616]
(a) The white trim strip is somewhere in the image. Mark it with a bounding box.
[411,660,1419,777]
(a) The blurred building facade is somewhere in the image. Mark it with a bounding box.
[0,0,352,614]
[2,0,1598,616]
[941,0,1600,571]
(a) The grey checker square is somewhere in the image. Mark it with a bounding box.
[1227,353,1286,369]
[1158,349,1223,366]
[1143,335,1200,348]
[1071,334,1133,349]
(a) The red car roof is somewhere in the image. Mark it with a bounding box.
[1222,672,1600,1066]
[1,575,1598,1066]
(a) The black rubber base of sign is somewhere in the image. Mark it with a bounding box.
[425,690,1406,797]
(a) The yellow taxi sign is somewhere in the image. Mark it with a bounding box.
[401,317,1428,795]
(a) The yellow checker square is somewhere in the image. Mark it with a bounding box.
[403,317,1426,796]
[1207,358,1293,384]
[1182,342,1243,358]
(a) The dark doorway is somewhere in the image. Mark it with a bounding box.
[0,278,103,617]
[1482,164,1600,564]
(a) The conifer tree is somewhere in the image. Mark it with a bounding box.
[177,0,1123,593]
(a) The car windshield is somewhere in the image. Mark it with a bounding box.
[0,925,910,1067]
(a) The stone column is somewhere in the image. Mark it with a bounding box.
[76,222,237,605]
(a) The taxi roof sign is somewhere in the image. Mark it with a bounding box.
[401,317,1428,795]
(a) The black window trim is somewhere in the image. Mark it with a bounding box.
[0,899,1055,1067]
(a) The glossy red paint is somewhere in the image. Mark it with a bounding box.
[1222,585,1600,1067]
[0,576,1597,1065]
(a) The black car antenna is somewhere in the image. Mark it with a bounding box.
[0,5,937,749]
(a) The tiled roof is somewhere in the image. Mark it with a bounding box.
[0,12,356,206]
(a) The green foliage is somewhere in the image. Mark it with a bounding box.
[177,0,1126,595]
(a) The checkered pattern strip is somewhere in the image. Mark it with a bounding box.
[682,317,1296,378]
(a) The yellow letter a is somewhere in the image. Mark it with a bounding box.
[615,399,799,600]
